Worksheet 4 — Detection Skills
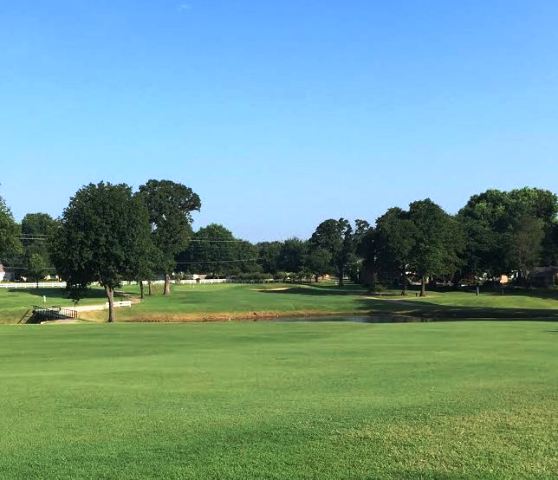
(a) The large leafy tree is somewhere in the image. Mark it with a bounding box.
[374,208,417,294]
[305,248,332,283]
[235,240,260,274]
[256,241,282,274]
[458,188,558,277]
[506,215,546,282]
[408,199,464,296]
[0,195,22,264]
[309,218,354,286]
[277,238,307,274]
[138,180,201,295]
[51,182,152,322]
[180,224,237,275]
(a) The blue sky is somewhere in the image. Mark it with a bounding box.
[1,0,557,241]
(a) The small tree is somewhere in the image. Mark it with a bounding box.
[26,253,48,288]
[51,182,152,322]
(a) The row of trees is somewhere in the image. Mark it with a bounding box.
[1,180,200,322]
[256,189,558,294]
[2,182,558,321]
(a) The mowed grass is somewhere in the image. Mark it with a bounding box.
[3,283,558,323]
[0,321,556,479]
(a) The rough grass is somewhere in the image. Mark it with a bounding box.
[0,321,556,479]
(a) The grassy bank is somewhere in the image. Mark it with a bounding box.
[0,321,556,479]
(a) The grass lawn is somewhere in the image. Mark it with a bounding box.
[0,321,556,479]
[3,283,558,323]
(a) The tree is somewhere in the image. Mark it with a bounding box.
[309,218,354,286]
[256,241,282,274]
[138,180,201,295]
[26,253,48,288]
[506,215,545,282]
[180,224,237,276]
[0,195,22,263]
[235,240,260,274]
[277,238,307,274]
[21,213,58,279]
[375,208,417,294]
[51,182,152,322]
[458,188,558,278]
[408,199,464,296]
[305,248,332,282]
[356,227,378,291]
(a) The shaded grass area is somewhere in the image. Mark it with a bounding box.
[0,321,556,479]
[3,283,558,323]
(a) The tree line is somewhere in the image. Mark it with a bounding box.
[1,181,557,321]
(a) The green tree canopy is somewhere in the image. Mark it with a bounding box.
[0,195,22,264]
[277,238,307,274]
[138,179,201,294]
[180,224,237,275]
[374,207,417,293]
[309,218,354,286]
[51,182,152,322]
[256,241,282,274]
[408,199,464,296]
[21,212,58,278]
[458,187,558,277]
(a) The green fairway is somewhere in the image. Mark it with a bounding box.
[3,283,558,324]
[0,321,556,479]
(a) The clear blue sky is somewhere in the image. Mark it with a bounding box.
[1,1,557,242]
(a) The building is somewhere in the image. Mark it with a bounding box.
[0,264,15,282]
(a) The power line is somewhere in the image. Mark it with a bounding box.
[187,239,248,243]
[175,258,259,265]
[18,236,250,244]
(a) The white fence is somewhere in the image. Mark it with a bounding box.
[0,278,277,289]
[0,282,67,289]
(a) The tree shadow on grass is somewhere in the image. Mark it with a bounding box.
[355,296,558,321]
[260,285,369,297]
[7,287,107,301]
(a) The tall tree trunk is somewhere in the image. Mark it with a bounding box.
[139,280,144,300]
[164,274,171,295]
[369,270,378,293]
[148,280,152,296]
[338,267,344,287]
[315,274,319,283]
[105,285,115,323]
[420,276,426,297]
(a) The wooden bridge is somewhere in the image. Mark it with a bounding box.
[19,306,78,324]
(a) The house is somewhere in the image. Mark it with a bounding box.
[529,267,558,287]
[0,264,15,282]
